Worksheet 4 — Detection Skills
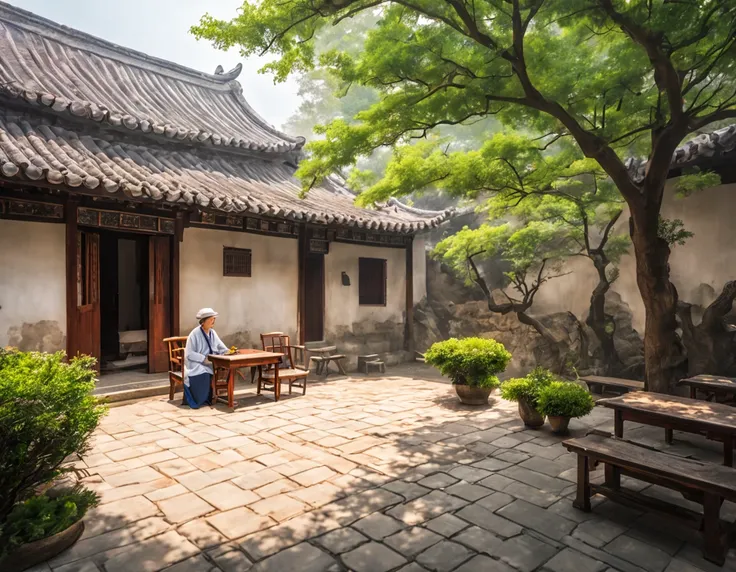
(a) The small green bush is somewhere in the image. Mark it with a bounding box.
[0,349,106,526]
[500,367,555,406]
[537,381,595,418]
[424,337,511,388]
[0,488,99,558]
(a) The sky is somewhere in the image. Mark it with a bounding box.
[7,0,302,131]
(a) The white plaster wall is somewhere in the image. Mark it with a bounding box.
[180,227,298,345]
[530,182,736,332]
[324,242,407,332]
[413,237,428,303]
[0,220,66,351]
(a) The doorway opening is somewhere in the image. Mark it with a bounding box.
[99,232,149,374]
[304,253,325,342]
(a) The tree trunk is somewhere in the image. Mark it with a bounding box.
[677,281,736,376]
[586,254,622,375]
[630,213,686,393]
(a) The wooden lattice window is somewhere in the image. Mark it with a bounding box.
[359,257,387,305]
[223,247,252,277]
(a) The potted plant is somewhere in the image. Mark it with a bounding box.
[537,380,595,434]
[425,337,511,405]
[500,367,555,428]
[0,349,106,571]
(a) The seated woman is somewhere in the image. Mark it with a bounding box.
[183,308,228,409]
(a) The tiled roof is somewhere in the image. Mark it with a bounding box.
[0,2,303,154]
[626,124,736,182]
[0,111,453,232]
[0,2,453,233]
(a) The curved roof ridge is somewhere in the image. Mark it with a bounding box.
[0,1,240,87]
[0,1,304,154]
[626,124,736,183]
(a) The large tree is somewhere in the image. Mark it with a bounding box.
[193,0,736,393]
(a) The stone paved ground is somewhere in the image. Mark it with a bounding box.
[30,376,736,572]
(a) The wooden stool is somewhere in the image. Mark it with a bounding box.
[366,360,385,375]
[358,354,379,373]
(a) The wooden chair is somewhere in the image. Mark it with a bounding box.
[259,333,310,396]
[211,365,230,407]
[163,336,187,400]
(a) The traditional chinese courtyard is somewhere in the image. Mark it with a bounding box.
[38,374,735,572]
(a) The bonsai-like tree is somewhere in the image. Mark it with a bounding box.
[193,1,736,393]
[434,219,585,373]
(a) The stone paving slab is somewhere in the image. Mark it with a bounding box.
[44,376,734,572]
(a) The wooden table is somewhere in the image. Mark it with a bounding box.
[209,351,283,408]
[678,374,736,402]
[598,392,736,466]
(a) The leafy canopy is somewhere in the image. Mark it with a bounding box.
[424,337,512,387]
[192,0,736,206]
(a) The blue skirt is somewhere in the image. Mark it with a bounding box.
[183,373,212,409]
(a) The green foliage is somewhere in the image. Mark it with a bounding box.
[537,381,595,419]
[433,221,572,290]
[673,172,722,198]
[0,349,106,525]
[192,0,736,197]
[658,217,694,247]
[424,337,511,387]
[500,367,556,407]
[0,488,98,557]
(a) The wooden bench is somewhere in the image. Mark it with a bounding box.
[581,375,644,394]
[564,432,736,565]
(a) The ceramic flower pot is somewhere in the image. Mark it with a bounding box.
[0,519,84,572]
[518,398,545,428]
[548,415,571,434]
[454,383,492,405]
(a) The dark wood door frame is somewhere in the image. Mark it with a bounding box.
[66,200,182,369]
[298,226,326,343]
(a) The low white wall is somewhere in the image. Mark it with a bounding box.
[323,241,408,363]
[0,220,66,351]
[532,181,736,332]
[413,236,428,303]
[324,242,407,331]
[180,227,298,347]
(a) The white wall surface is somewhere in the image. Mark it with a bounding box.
[180,227,298,345]
[531,182,736,332]
[324,241,407,332]
[413,237,428,304]
[0,220,66,351]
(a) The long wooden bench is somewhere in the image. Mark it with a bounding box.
[564,432,736,565]
[580,375,644,394]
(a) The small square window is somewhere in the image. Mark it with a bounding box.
[223,247,251,277]
[359,257,387,305]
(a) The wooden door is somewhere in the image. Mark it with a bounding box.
[68,230,101,368]
[148,236,171,373]
[304,254,325,342]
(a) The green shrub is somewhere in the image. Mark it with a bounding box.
[500,367,555,406]
[0,349,106,526]
[537,381,595,418]
[0,487,99,558]
[424,337,511,388]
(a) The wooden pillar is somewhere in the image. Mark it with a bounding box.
[65,197,78,358]
[171,212,184,336]
[404,237,414,352]
[297,224,307,344]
